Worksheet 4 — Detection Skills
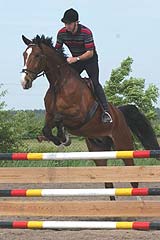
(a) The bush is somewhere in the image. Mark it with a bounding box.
[0,111,25,152]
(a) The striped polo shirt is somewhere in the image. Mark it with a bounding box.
[55,24,96,57]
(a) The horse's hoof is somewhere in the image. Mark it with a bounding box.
[52,137,62,146]
[60,135,72,146]
[61,138,72,146]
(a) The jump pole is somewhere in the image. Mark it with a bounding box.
[0,188,160,197]
[0,150,160,160]
[0,221,160,230]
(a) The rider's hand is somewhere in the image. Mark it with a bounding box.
[67,57,78,64]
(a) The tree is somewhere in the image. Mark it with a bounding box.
[0,85,25,152]
[14,110,43,139]
[0,111,25,152]
[0,84,7,110]
[104,57,159,119]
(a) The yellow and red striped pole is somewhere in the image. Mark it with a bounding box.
[0,220,159,230]
[0,150,159,160]
[0,188,159,197]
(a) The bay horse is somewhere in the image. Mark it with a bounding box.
[21,35,159,200]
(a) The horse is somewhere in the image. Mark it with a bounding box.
[21,35,159,200]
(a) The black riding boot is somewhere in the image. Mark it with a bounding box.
[96,85,113,123]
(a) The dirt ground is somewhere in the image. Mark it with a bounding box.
[0,182,160,240]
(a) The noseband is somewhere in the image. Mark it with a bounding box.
[21,68,45,79]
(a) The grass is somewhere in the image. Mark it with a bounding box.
[0,138,160,167]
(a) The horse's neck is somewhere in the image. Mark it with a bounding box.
[44,49,63,84]
[44,48,84,92]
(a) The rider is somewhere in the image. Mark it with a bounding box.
[55,8,113,123]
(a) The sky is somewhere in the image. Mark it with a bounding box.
[1,0,160,110]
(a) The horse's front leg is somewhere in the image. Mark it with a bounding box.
[37,113,61,146]
[41,124,62,146]
[56,123,71,146]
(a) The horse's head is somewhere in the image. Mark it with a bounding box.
[21,35,46,89]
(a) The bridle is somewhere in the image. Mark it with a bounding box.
[21,43,69,90]
[21,68,45,79]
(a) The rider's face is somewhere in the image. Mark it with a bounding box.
[64,22,78,33]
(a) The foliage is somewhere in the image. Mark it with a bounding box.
[0,85,26,152]
[0,109,44,153]
[0,84,7,110]
[13,110,44,139]
[0,85,25,152]
[0,111,25,152]
[104,57,159,120]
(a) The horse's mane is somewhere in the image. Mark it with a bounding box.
[32,35,67,58]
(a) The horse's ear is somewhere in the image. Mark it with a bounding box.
[22,35,32,45]
[36,35,41,48]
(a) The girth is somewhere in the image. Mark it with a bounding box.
[64,100,99,131]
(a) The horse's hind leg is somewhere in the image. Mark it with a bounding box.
[85,137,116,200]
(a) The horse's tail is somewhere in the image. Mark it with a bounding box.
[118,104,160,150]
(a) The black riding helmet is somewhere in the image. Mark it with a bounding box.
[61,8,79,24]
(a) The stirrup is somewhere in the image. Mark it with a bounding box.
[102,111,113,123]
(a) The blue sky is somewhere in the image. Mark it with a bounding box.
[1,0,160,110]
